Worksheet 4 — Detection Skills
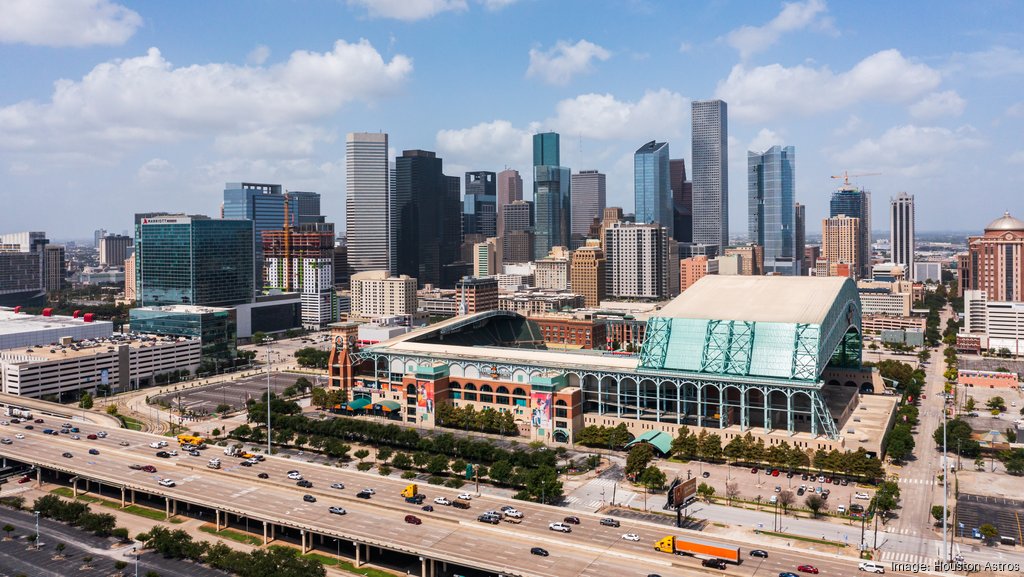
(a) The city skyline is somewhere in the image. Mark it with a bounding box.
[2,1,1024,239]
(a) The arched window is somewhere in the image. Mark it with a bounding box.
[512,387,526,397]
[480,384,493,393]
[448,382,462,389]
[496,386,509,395]
[464,383,477,391]
[406,383,417,395]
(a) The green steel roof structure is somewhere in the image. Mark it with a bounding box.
[638,276,861,382]
[623,431,674,455]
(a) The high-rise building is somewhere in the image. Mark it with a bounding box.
[222,182,297,292]
[890,192,915,280]
[496,169,523,240]
[958,212,1024,301]
[604,222,675,299]
[535,246,571,291]
[124,252,136,302]
[473,237,500,277]
[463,171,497,240]
[93,229,107,249]
[804,246,821,274]
[99,234,133,267]
[680,255,718,292]
[263,223,337,328]
[724,244,764,276]
[0,231,50,305]
[502,200,534,263]
[532,132,571,257]
[570,242,606,307]
[456,276,499,315]
[0,232,47,253]
[795,203,806,276]
[43,244,65,296]
[748,145,797,275]
[830,186,872,279]
[349,270,417,320]
[820,215,860,278]
[634,141,672,239]
[346,132,391,274]
[394,150,461,287]
[136,215,254,307]
[692,99,729,250]
[288,191,325,225]
[670,158,693,243]
[570,170,606,240]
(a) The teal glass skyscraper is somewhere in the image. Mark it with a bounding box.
[748,145,797,275]
[634,140,672,238]
[136,215,254,307]
[830,186,871,279]
[532,132,571,257]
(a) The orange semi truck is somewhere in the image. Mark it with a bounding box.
[654,535,740,563]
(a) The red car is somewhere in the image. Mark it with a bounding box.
[797,565,819,574]
[771,469,780,477]
[87,434,98,440]
[18,475,31,484]
[750,467,759,474]
[141,465,157,473]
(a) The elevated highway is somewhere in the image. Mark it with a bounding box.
[0,421,898,577]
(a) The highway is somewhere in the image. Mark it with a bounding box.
[0,420,903,577]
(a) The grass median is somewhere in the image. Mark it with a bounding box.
[302,552,398,577]
[198,524,263,546]
[49,487,183,523]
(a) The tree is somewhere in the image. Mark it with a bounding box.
[934,418,981,457]
[488,460,514,486]
[79,392,93,409]
[671,426,698,460]
[114,560,128,573]
[725,482,740,504]
[965,396,976,412]
[917,350,931,364]
[886,425,916,462]
[975,456,986,471]
[55,542,66,557]
[1,524,13,540]
[805,494,824,517]
[353,449,370,463]
[1003,449,1024,475]
[252,332,267,346]
[778,490,795,514]
[426,454,450,476]
[638,466,667,491]
[979,523,999,544]
[310,388,328,409]
[607,423,632,449]
[377,447,394,463]
[697,431,723,462]
[625,443,655,479]
[391,452,413,469]
[696,482,715,501]
[987,396,1006,412]
[931,505,949,526]
[105,404,118,415]
[293,377,312,393]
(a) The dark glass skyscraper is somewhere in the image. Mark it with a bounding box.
[670,159,693,243]
[222,182,297,291]
[532,132,571,257]
[136,215,253,307]
[830,186,872,279]
[748,145,797,275]
[634,141,672,239]
[394,150,461,287]
[463,171,497,239]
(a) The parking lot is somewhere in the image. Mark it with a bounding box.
[152,372,322,415]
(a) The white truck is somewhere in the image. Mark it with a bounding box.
[224,445,241,457]
[207,458,221,469]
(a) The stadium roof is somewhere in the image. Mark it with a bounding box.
[657,276,852,325]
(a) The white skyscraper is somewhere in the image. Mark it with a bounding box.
[890,192,915,280]
[346,132,391,273]
[692,99,729,250]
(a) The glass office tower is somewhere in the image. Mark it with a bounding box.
[136,215,253,307]
[748,145,797,275]
[830,187,872,279]
[692,99,729,250]
[533,132,571,257]
[222,182,297,291]
[634,141,672,239]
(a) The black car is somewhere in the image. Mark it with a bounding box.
[239,461,253,467]
[702,471,710,478]
[303,495,316,503]
[750,549,769,558]
[599,517,620,527]
[422,505,434,512]
[24,425,33,430]
[155,451,170,458]
[530,547,549,557]
[297,480,313,488]
[88,448,99,455]
[356,490,372,499]
[257,473,270,479]
[62,452,73,458]
[801,473,808,481]
[702,559,727,570]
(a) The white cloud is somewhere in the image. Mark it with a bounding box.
[347,0,467,21]
[908,91,966,119]
[0,0,141,47]
[526,40,611,86]
[948,46,1024,79]
[547,89,689,140]
[748,128,783,153]
[833,114,863,137]
[137,158,176,181]
[247,45,271,66]
[723,0,834,59]
[833,124,984,177]
[716,49,941,122]
[0,40,412,155]
[478,0,518,9]
[1006,102,1024,118]
[214,126,336,159]
[436,120,534,168]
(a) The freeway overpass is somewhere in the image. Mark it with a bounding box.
[0,420,898,577]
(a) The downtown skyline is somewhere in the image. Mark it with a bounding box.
[2,0,1023,239]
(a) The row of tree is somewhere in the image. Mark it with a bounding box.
[434,402,519,436]
[294,347,330,369]
[32,495,125,539]
[138,526,325,577]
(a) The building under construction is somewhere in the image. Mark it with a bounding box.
[263,222,338,328]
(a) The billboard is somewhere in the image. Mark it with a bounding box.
[416,380,434,420]
[668,477,697,508]
[531,392,552,433]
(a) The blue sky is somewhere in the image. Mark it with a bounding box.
[2,0,1023,240]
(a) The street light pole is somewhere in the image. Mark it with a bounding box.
[34,510,39,549]
[263,337,273,456]
[942,403,949,562]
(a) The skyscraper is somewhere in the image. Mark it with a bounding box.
[136,215,253,307]
[502,200,534,263]
[222,182,297,292]
[670,158,693,243]
[570,170,606,240]
[463,171,497,239]
[532,132,571,257]
[570,242,606,307]
[958,212,1024,301]
[634,141,672,239]
[346,132,391,274]
[99,234,133,267]
[263,223,337,328]
[604,222,675,299]
[692,99,729,250]
[890,192,915,280]
[820,215,860,278]
[748,145,797,275]
[288,191,325,225]
[830,186,872,279]
[496,169,523,240]
[795,203,806,276]
[394,150,461,287]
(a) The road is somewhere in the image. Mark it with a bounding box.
[0,420,903,577]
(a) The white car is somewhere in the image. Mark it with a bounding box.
[622,533,640,541]
[434,497,451,506]
[855,492,870,500]
[15,433,25,439]
[158,478,176,487]
[96,431,108,438]
[457,493,472,500]
[548,522,571,533]
[504,509,523,518]
[287,472,303,480]
[362,488,376,495]
[0,438,11,445]
[167,450,178,457]
[149,442,162,448]
[330,482,345,490]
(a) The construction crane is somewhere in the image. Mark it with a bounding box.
[283,191,292,292]
[831,170,881,187]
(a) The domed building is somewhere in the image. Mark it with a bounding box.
[958,212,1024,301]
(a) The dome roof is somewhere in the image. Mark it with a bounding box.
[985,212,1024,232]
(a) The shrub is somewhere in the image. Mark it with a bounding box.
[401,471,417,480]
[444,478,465,489]
[427,476,446,485]
[356,462,373,472]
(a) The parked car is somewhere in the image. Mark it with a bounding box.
[530,547,549,557]
[600,517,620,527]
[702,471,710,478]
[771,469,780,477]
[855,492,870,500]
[751,467,759,474]
[548,522,571,533]
[18,475,31,484]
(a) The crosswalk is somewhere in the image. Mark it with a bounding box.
[897,477,936,485]
[880,550,932,565]
[884,526,917,535]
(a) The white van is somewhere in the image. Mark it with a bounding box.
[837,505,846,514]
[859,561,885,573]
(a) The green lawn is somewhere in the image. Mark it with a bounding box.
[49,488,181,523]
[302,553,398,577]
[198,525,263,546]
[119,415,144,431]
